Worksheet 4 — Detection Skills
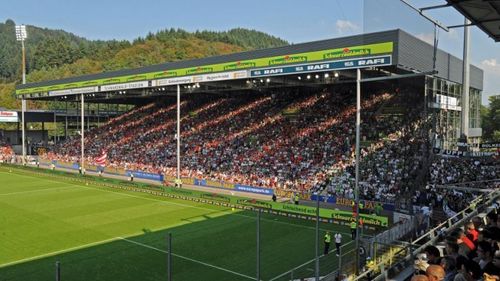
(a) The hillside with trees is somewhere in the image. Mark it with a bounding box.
[0,19,288,110]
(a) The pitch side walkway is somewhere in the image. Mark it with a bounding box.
[24,163,285,202]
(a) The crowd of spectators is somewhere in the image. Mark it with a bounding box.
[45,84,496,207]
[318,87,428,203]
[414,156,499,220]
[47,84,426,196]
[0,137,14,162]
[412,205,500,281]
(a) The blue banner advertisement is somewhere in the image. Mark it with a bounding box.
[250,55,392,77]
[234,184,274,195]
[125,170,164,182]
[309,194,395,211]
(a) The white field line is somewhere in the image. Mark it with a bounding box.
[80,183,352,236]
[0,186,73,196]
[0,237,120,268]
[4,170,348,234]
[2,170,352,235]
[119,237,257,280]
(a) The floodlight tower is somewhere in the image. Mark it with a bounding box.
[16,24,27,165]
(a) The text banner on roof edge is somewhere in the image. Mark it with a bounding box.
[16,41,393,95]
[250,55,392,77]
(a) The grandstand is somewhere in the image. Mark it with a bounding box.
[2,27,499,281]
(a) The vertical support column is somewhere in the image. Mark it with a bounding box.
[54,112,57,145]
[461,18,471,138]
[81,94,85,174]
[65,101,68,140]
[176,84,181,182]
[55,261,61,281]
[42,122,45,143]
[21,99,26,165]
[354,68,361,275]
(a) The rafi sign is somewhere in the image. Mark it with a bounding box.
[250,55,392,77]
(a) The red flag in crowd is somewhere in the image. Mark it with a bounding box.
[95,150,107,166]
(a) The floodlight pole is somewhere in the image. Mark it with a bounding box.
[461,18,471,138]
[18,26,27,165]
[81,94,85,174]
[354,68,361,275]
[176,84,181,183]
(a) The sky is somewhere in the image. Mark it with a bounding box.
[1,0,498,105]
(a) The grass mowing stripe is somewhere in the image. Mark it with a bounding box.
[119,237,257,281]
[0,186,73,196]
[3,169,352,235]
[0,237,121,268]
[0,169,355,280]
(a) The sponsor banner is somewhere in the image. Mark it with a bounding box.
[310,194,336,204]
[250,55,392,77]
[156,76,193,86]
[310,195,395,211]
[238,199,388,227]
[100,81,149,92]
[234,184,274,195]
[480,143,500,149]
[433,148,499,157]
[104,167,127,176]
[457,142,472,147]
[430,94,461,111]
[196,70,248,82]
[0,111,18,122]
[125,170,164,182]
[17,42,393,95]
[49,86,97,96]
[182,177,195,185]
[275,188,309,200]
[334,197,394,211]
[192,178,235,189]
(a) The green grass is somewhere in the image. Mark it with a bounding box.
[0,167,354,281]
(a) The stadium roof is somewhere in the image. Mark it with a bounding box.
[16,30,396,94]
[446,0,500,42]
[15,29,484,101]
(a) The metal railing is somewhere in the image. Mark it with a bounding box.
[353,190,500,281]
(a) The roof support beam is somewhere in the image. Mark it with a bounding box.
[420,3,451,11]
[399,0,450,32]
[448,22,477,29]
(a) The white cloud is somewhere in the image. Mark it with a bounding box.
[415,33,434,45]
[480,59,500,105]
[336,20,359,34]
[482,58,497,67]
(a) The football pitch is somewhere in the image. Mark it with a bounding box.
[0,167,355,281]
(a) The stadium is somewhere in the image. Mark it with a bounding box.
[1,1,500,281]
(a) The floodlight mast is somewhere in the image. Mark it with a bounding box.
[16,25,27,165]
